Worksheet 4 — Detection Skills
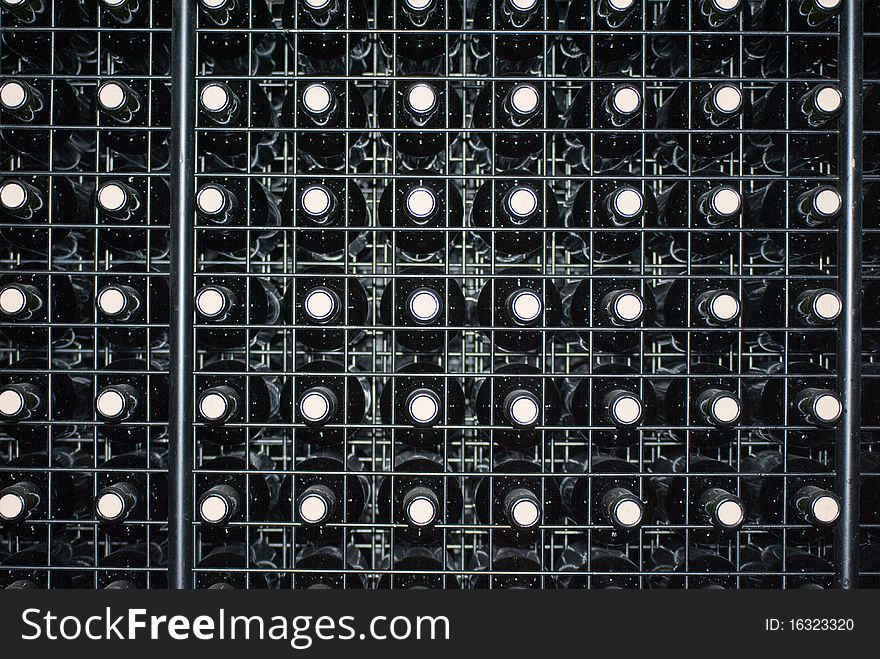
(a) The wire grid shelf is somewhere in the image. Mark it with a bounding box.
[0,0,869,589]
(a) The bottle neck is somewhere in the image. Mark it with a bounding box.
[796,288,842,325]
[97,181,142,220]
[198,385,242,424]
[97,80,143,123]
[200,0,244,26]
[794,387,842,427]
[195,284,238,322]
[0,481,41,523]
[601,389,644,427]
[197,184,240,227]
[601,289,645,327]
[1,0,45,23]
[0,79,44,121]
[699,186,741,227]
[799,84,843,127]
[601,486,644,529]
[96,284,142,321]
[297,483,337,525]
[298,385,339,426]
[698,487,745,530]
[0,179,43,219]
[199,483,242,525]
[796,186,842,227]
[200,82,242,126]
[0,283,43,321]
[503,389,541,429]
[503,487,541,529]
[403,485,439,527]
[695,289,741,326]
[694,388,742,427]
[100,0,140,23]
[404,387,441,428]
[96,481,141,522]
[96,383,141,422]
[794,485,841,527]
[0,382,42,422]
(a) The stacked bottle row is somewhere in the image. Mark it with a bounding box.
[190,78,843,173]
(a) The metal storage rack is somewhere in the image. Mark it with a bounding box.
[0,0,869,589]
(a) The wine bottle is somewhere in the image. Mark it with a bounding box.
[198,80,279,170]
[746,361,842,447]
[470,546,543,589]
[376,450,463,544]
[471,0,559,70]
[470,172,559,259]
[567,81,655,171]
[282,0,370,73]
[567,177,658,259]
[473,363,562,449]
[744,450,840,543]
[279,173,367,259]
[0,74,89,170]
[475,270,563,352]
[99,542,166,589]
[473,452,562,546]
[95,263,169,348]
[292,543,368,589]
[563,0,643,75]
[280,360,368,446]
[651,547,737,589]
[278,452,368,541]
[564,362,656,448]
[377,78,463,165]
[0,0,96,72]
[655,270,743,354]
[378,268,465,352]
[281,79,368,170]
[94,169,170,257]
[655,82,750,168]
[195,542,278,590]
[376,544,458,589]
[95,358,169,446]
[98,0,171,73]
[651,454,746,544]
[472,80,560,166]
[0,267,88,347]
[195,263,281,351]
[376,0,464,72]
[379,361,465,448]
[745,545,833,589]
[195,359,280,446]
[653,179,746,258]
[652,0,750,76]
[568,274,656,353]
[282,266,369,351]
[557,544,640,589]
[654,362,744,447]
[0,174,84,254]
[94,78,172,168]
[746,179,842,260]
[94,451,167,539]
[0,448,89,539]
[745,269,842,352]
[198,0,278,74]
[196,175,280,258]
[196,452,280,540]
[751,82,843,172]
[1,542,77,589]
[378,173,464,259]
[561,453,650,544]
[0,357,89,446]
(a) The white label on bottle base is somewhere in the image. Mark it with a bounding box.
[299,493,329,523]
[409,289,441,322]
[406,187,436,220]
[713,85,743,114]
[96,491,126,520]
[200,83,230,113]
[813,393,842,423]
[613,499,643,527]
[408,392,439,425]
[304,288,337,321]
[716,499,745,527]
[97,287,128,317]
[815,85,843,114]
[509,395,540,426]
[510,85,540,115]
[813,291,842,321]
[0,493,24,520]
[98,82,126,111]
[302,83,333,114]
[406,83,437,115]
[510,498,540,528]
[96,389,126,419]
[0,286,27,315]
[199,392,229,421]
[510,290,542,323]
[612,395,643,426]
[199,494,229,523]
[710,292,741,322]
[612,85,642,115]
[507,187,539,219]
[196,287,228,319]
[197,185,226,215]
[300,390,332,422]
[712,395,741,424]
[710,187,742,217]
[406,496,437,526]
[0,81,26,110]
[612,187,644,219]
[98,183,128,213]
[814,188,842,216]
[301,186,332,216]
[613,292,644,323]
[0,181,27,210]
[812,495,841,524]
[0,389,25,417]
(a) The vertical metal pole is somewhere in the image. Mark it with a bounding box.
[169,0,196,589]
[835,0,864,590]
